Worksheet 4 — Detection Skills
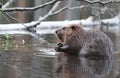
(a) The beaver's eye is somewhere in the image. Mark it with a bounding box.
[62,27,65,30]
[71,26,76,30]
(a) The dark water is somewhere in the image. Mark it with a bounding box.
[0,24,120,78]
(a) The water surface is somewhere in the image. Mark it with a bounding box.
[0,24,120,78]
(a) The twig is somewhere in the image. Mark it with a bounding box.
[4,12,27,27]
[0,0,58,32]
[26,1,61,29]
[40,1,61,21]
[51,5,89,15]
[83,0,120,5]
[51,4,115,16]
[1,13,11,23]
[2,0,13,8]
[0,0,57,12]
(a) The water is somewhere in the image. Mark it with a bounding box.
[0,34,56,78]
[55,55,113,78]
[0,24,119,78]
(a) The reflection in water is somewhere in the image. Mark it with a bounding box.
[0,51,56,78]
[55,54,113,78]
[0,34,56,78]
[0,34,56,52]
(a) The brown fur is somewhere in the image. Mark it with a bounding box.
[55,24,114,57]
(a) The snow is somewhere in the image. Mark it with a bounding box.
[0,16,119,34]
[101,16,120,25]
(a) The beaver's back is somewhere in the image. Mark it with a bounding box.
[83,30,114,56]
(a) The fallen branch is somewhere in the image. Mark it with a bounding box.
[0,0,119,33]
[1,0,120,12]
[0,16,93,30]
[3,3,117,32]
[26,1,61,31]
[0,0,57,12]
[0,0,59,32]
[26,4,88,28]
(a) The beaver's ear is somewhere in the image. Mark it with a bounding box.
[71,25,76,30]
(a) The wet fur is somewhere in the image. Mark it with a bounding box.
[55,24,114,57]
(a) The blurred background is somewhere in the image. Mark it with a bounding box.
[0,0,120,23]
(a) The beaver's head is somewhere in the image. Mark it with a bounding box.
[55,24,82,42]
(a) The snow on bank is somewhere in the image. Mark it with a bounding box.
[0,16,98,30]
[101,16,120,25]
[0,16,119,31]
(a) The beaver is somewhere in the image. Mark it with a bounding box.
[55,24,114,57]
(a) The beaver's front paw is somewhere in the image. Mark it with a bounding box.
[55,47,59,51]
[55,46,61,52]
[57,43,63,47]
